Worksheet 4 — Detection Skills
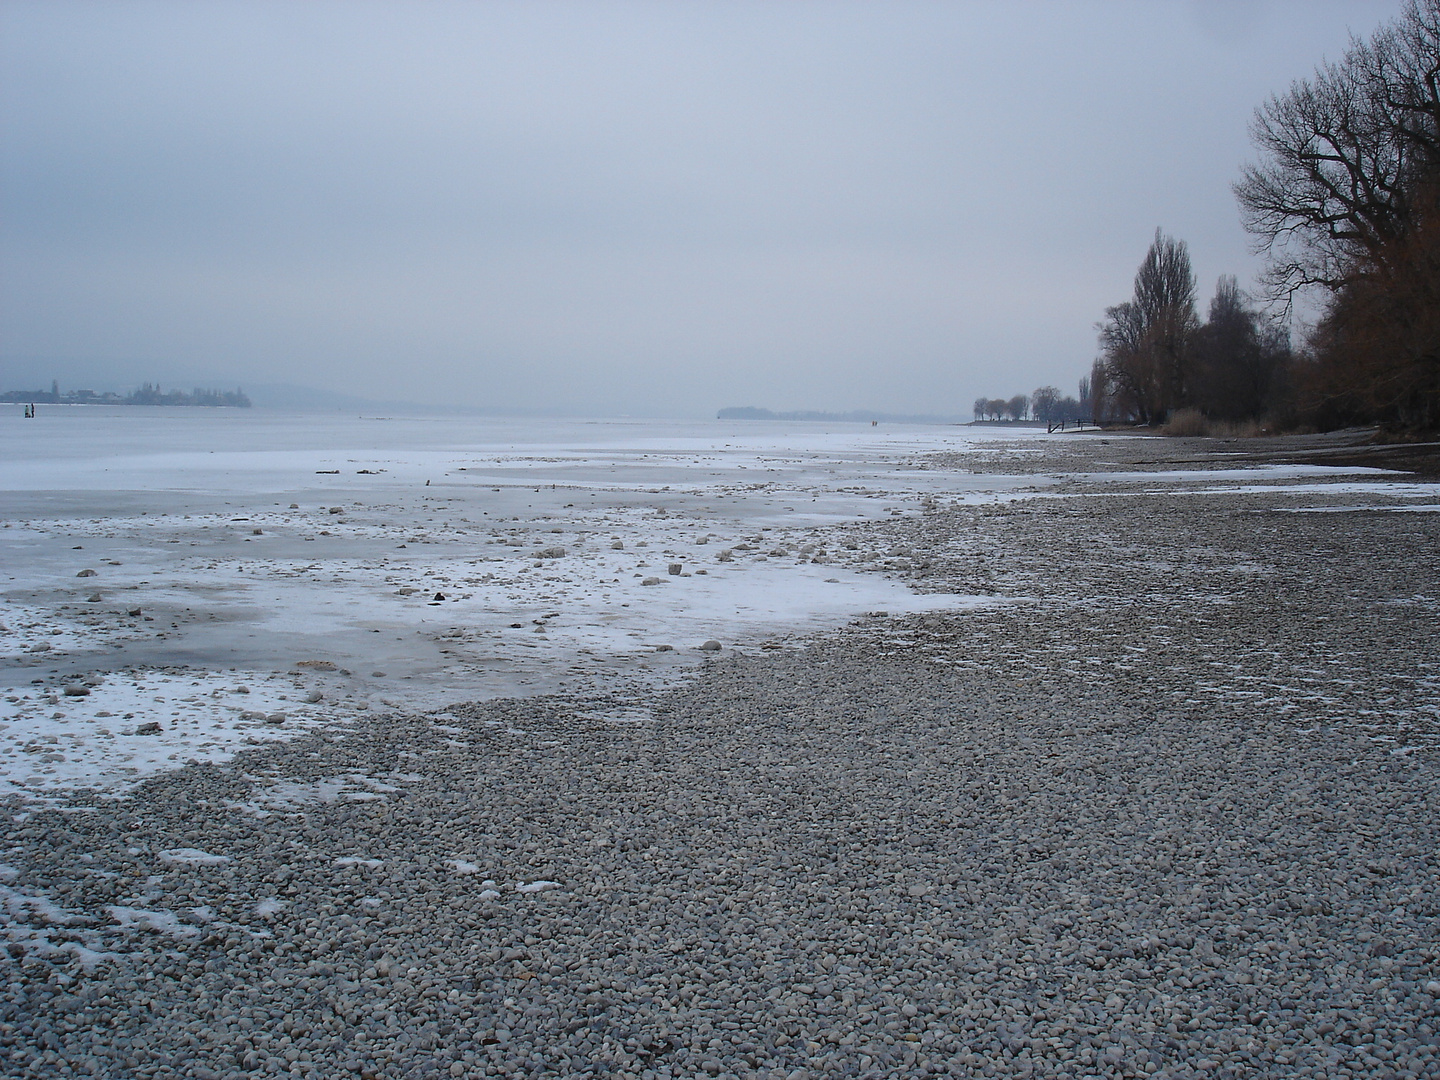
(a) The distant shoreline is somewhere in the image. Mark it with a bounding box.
[717,406,970,424]
[3,400,252,409]
[2,384,251,408]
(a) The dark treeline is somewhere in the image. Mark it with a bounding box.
[971,387,1089,424]
[1090,0,1440,434]
[1,381,251,408]
[1090,233,1292,430]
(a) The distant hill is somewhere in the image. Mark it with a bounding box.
[241,382,389,410]
[718,406,967,424]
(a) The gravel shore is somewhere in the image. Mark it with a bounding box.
[4,434,1438,1079]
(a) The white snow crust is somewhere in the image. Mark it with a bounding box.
[4,407,1434,799]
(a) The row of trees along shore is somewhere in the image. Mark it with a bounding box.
[989,1,1439,435]
[972,387,1089,424]
[1090,233,1292,429]
[0,381,251,407]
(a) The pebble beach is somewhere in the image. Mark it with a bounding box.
[4,427,1439,1079]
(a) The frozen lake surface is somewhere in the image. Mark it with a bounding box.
[5,408,1431,799]
[1,408,1041,797]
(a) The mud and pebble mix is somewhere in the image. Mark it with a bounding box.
[3,434,1439,1079]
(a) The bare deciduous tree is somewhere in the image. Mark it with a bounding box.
[1094,230,1197,423]
[1235,0,1440,427]
[1029,386,1061,423]
[1096,301,1148,421]
[1087,359,1111,421]
[1236,0,1440,308]
[1189,276,1289,421]
[1134,229,1199,413]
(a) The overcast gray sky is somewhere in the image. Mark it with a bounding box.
[0,0,1409,417]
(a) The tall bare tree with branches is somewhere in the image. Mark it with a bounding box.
[1096,230,1198,423]
[1235,0,1440,427]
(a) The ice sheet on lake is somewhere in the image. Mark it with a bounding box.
[5,408,1430,799]
[2,410,1040,798]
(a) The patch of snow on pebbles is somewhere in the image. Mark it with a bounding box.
[575,705,653,724]
[231,772,403,814]
[157,847,230,866]
[1184,479,1439,499]
[1,880,88,930]
[0,664,342,801]
[1275,503,1440,513]
[514,880,562,894]
[105,905,199,939]
[0,879,121,970]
